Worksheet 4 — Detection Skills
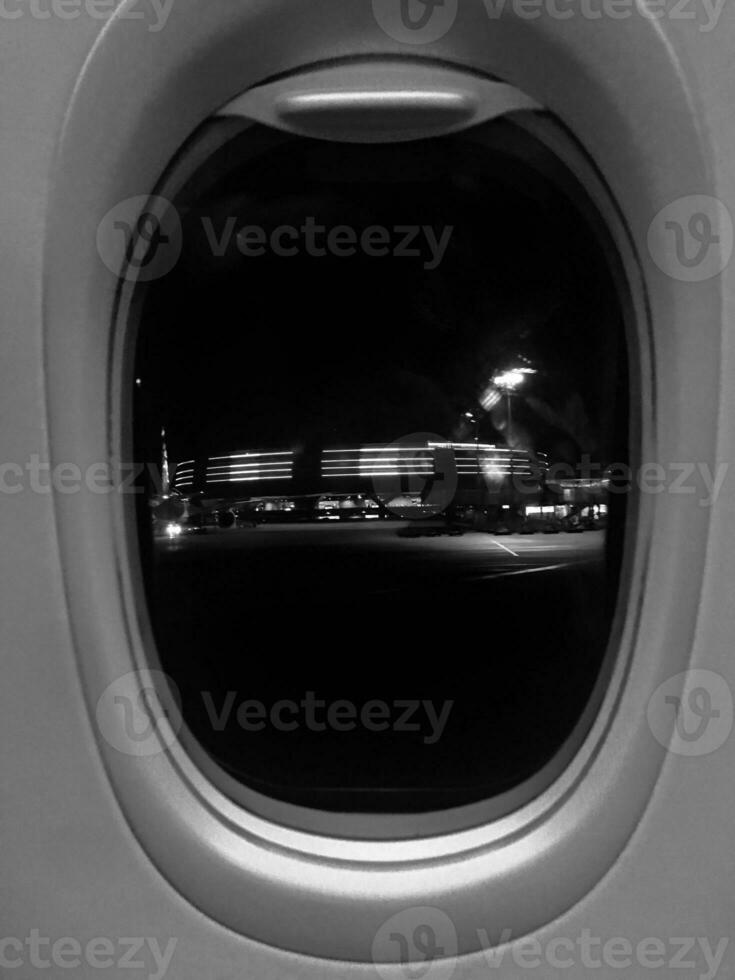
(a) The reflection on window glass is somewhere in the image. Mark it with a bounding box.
[134,119,630,813]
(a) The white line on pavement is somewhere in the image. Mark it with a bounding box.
[470,562,569,582]
[491,539,519,558]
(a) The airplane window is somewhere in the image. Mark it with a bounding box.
[132,116,631,815]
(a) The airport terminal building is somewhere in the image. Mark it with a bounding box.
[168,441,606,529]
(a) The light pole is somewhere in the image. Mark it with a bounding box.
[491,368,536,520]
[464,410,482,521]
[464,410,480,453]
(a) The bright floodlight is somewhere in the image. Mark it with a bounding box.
[492,367,536,390]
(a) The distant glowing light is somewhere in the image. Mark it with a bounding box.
[207,476,291,484]
[318,443,541,481]
[221,465,289,471]
[428,442,497,450]
[492,367,537,391]
[166,523,182,538]
[323,447,428,453]
[204,450,294,485]
[322,446,434,480]
[211,451,293,460]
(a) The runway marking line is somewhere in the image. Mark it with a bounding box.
[491,539,520,558]
[470,562,569,582]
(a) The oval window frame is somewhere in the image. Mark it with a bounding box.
[41,0,721,961]
[125,102,641,838]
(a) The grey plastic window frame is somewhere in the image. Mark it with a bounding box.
[40,0,721,961]
[124,91,641,840]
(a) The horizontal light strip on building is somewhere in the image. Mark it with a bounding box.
[207,464,293,473]
[208,451,293,462]
[457,462,534,469]
[322,449,434,466]
[322,463,433,470]
[329,470,434,480]
[207,473,292,481]
[454,451,528,458]
[206,460,293,468]
[323,458,432,463]
[323,468,431,471]
[427,442,498,450]
[207,476,292,484]
[323,447,429,453]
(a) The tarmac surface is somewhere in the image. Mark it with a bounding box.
[149,524,614,810]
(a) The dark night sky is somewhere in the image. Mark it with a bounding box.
[136,122,627,469]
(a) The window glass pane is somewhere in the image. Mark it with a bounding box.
[134,119,630,813]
